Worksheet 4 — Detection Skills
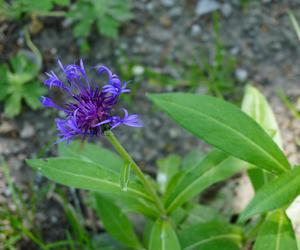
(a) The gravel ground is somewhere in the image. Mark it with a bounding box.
[1,0,300,247]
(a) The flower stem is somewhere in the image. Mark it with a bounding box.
[105,130,167,217]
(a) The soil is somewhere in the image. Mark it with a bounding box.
[1,0,300,249]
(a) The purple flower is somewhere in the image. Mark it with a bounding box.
[42,59,143,143]
[96,65,130,96]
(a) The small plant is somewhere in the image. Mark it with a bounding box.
[0,30,46,117]
[26,59,300,249]
[0,0,68,20]
[144,13,238,98]
[67,0,133,40]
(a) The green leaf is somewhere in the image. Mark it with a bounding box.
[120,162,131,191]
[97,17,119,39]
[179,221,243,250]
[242,85,284,191]
[239,167,300,222]
[157,154,181,193]
[58,141,123,173]
[53,0,70,6]
[149,219,181,250]
[181,204,226,228]
[242,85,283,148]
[164,150,246,214]
[26,157,151,201]
[253,210,298,250]
[23,82,46,109]
[148,93,290,175]
[4,93,22,117]
[0,64,9,100]
[73,19,93,38]
[94,194,141,249]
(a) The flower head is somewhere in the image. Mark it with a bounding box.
[42,59,143,143]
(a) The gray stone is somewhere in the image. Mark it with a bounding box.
[235,68,248,82]
[221,3,232,17]
[161,0,175,7]
[169,7,182,17]
[196,0,220,16]
[20,123,35,139]
[191,24,202,37]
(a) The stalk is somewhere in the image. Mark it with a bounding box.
[105,130,167,217]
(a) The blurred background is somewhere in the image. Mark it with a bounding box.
[1,0,300,249]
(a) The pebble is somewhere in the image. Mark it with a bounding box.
[191,24,202,37]
[132,65,145,76]
[221,3,232,18]
[196,0,220,16]
[169,7,182,17]
[235,68,248,82]
[0,121,16,134]
[161,0,175,7]
[20,123,35,139]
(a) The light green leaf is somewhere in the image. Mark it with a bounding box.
[253,210,298,250]
[242,85,284,191]
[120,162,131,191]
[149,219,181,250]
[4,93,22,117]
[179,221,243,250]
[94,194,141,249]
[164,150,246,214]
[58,141,123,173]
[242,85,283,148]
[148,93,290,175]
[26,157,151,201]
[239,167,300,222]
[157,154,181,193]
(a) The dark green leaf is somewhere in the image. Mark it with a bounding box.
[23,82,46,109]
[26,158,151,201]
[58,141,123,173]
[94,194,141,248]
[149,219,181,250]
[253,210,297,250]
[148,93,290,175]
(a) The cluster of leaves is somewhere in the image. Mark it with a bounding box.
[0,50,46,117]
[27,84,300,249]
[67,0,133,40]
[0,0,69,20]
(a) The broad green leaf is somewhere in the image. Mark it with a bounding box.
[181,204,226,228]
[253,210,297,250]
[120,162,131,191]
[26,157,151,201]
[239,167,300,222]
[242,85,284,191]
[148,93,290,175]
[58,141,123,173]
[149,219,181,250]
[97,17,119,39]
[4,93,22,117]
[23,82,46,109]
[164,150,246,214]
[179,221,243,250]
[157,154,181,193]
[242,85,283,148]
[94,194,141,249]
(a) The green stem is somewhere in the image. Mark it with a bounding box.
[105,130,167,217]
